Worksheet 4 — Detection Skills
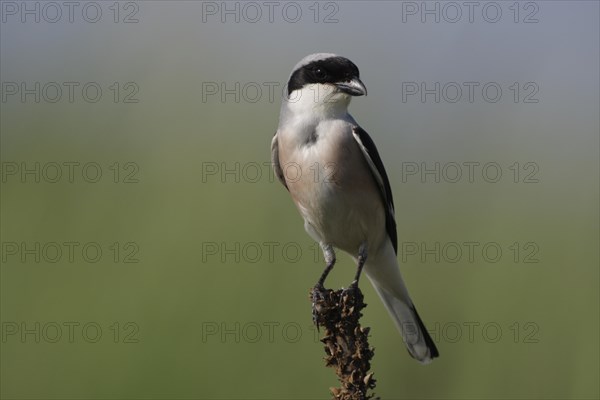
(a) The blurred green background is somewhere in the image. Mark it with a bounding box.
[1,1,598,399]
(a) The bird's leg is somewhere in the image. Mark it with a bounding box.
[311,243,336,328]
[316,243,336,289]
[351,243,368,288]
[340,243,367,304]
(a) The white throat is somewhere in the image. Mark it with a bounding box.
[278,83,356,149]
[280,83,351,124]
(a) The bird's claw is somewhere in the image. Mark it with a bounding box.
[339,280,361,307]
[342,280,358,294]
[311,283,327,329]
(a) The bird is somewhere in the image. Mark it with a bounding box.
[271,53,439,363]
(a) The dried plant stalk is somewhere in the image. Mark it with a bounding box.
[310,285,378,400]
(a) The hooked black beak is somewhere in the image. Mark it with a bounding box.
[335,78,367,96]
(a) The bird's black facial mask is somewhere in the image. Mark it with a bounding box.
[287,56,366,96]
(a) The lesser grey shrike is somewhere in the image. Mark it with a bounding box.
[271,53,439,363]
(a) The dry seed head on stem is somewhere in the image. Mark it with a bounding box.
[310,285,378,400]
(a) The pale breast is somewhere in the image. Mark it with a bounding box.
[277,120,387,255]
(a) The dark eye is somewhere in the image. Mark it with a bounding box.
[313,68,327,80]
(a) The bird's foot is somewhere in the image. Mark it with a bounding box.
[339,280,365,315]
[310,283,328,329]
[341,280,359,296]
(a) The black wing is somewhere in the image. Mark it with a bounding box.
[271,132,288,191]
[352,126,397,254]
